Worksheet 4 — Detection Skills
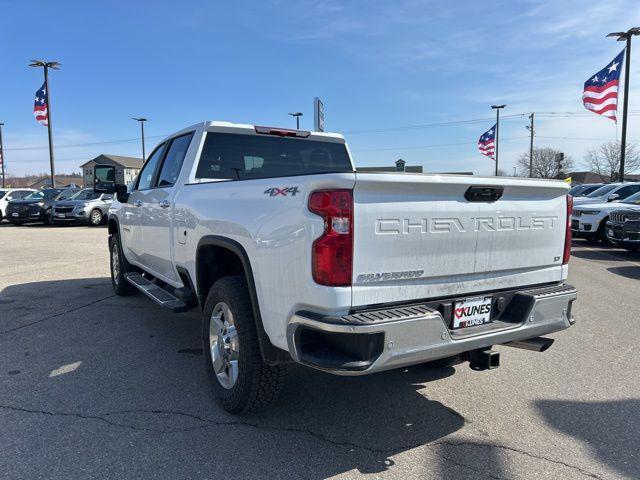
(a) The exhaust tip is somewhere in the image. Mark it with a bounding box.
[503,337,555,352]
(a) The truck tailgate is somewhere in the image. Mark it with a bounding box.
[351,174,569,307]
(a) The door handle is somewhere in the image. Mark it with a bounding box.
[133,200,142,207]
[159,200,171,209]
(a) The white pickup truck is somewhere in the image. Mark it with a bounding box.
[94,121,577,414]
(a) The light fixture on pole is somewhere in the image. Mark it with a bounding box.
[491,104,506,176]
[29,59,60,188]
[288,112,303,130]
[132,117,148,161]
[607,27,640,182]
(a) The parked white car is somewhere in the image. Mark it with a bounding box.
[0,188,37,222]
[572,182,640,206]
[572,190,640,243]
[93,121,577,414]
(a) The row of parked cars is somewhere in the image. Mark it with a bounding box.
[569,182,640,252]
[0,187,113,226]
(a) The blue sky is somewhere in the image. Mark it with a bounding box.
[2,0,640,176]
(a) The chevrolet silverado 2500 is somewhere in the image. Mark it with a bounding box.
[94,121,577,414]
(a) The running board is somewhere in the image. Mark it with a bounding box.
[124,273,188,313]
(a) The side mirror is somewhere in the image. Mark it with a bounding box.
[94,165,117,193]
[608,193,620,202]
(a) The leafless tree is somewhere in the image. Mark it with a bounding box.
[517,147,574,179]
[584,141,640,182]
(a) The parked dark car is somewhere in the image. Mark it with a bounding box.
[6,188,80,225]
[606,208,640,252]
[568,183,605,197]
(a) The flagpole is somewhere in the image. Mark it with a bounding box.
[607,28,640,182]
[0,123,5,188]
[491,104,506,176]
[619,36,632,182]
[43,65,56,188]
[29,60,60,189]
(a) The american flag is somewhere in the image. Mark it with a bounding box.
[582,49,625,122]
[33,82,48,126]
[478,124,496,159]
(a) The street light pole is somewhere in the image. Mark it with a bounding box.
[29,60,60,188]
[288,112,303,130]
[132,117,147,161]
[607,27,640,182]
[527,113,535,177]
[491,104,506,176]
[0,123,5,188]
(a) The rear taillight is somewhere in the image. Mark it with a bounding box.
[308,190,353,286]
[563,194,573,265]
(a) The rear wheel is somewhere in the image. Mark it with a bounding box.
[109,233,137,296]
[89,209,103,226]
[203,276,286,414]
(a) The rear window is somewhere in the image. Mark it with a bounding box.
[195,132,353,181]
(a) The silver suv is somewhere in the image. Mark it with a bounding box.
[52,188,113,226]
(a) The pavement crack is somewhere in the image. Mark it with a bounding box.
[0,405,606,479]
[0,404,159,432]
[0,294,116,336]
[433,440,606,480]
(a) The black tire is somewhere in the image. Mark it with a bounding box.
[89,209,103,226]
[596,222,611,245]
[424,355,463,368]
[109,233,137,296]
[203,276,286,414]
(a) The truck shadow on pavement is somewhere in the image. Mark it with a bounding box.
[0,277,509,479]
[535,399,640,479]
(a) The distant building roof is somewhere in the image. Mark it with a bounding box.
[29,175,83,189]
[80,154,143,169]
[569,171,640,184]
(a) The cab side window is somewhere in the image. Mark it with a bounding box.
[156,133,194,188]
[137,143,167,190]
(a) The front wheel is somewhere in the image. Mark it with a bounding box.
[109,233,137,296]
[89,209,104,226]
[203,276,286,414]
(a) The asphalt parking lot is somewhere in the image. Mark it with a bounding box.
[0,223,638,480]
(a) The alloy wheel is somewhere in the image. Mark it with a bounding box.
[209,302,240,389]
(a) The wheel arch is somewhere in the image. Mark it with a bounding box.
[195,235,290,364]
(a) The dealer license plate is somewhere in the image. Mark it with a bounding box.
[11,212,18,217]
[57,214,66,218]
[452,296,493,329]
[608,229,614,237]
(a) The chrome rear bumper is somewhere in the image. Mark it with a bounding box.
[286,284,577,376]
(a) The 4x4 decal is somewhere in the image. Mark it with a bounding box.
[264,187,299,197]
